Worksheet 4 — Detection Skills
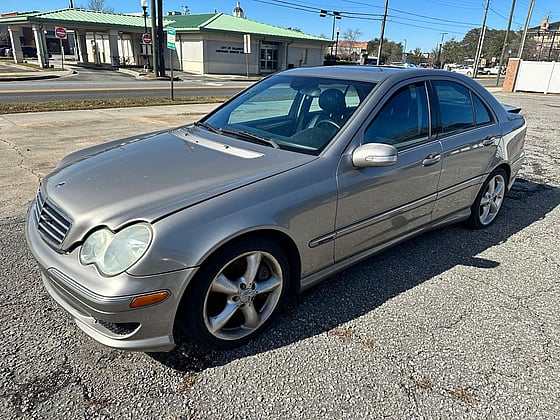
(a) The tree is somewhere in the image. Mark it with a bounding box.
[367,38,402,64]
[86,0,115,13]
[342,28,362,43]
[407,47,425,65]
[339,28,363,61]
[340,28,363,61]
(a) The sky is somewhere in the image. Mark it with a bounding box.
[3,0,559,51]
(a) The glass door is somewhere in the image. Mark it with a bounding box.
[260,43,278,73]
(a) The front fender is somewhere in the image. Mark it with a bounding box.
[127,157,339,279]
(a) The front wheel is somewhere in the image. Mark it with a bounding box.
[466,168,508,229]
[179,239,290,349]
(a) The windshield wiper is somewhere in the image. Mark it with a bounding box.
[194,120,219,134]
[219,128,280,149]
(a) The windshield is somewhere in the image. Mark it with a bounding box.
[203,74,376,154]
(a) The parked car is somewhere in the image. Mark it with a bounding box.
[487,65,506,75]
[452,66,488,76]
[451,65,475,76]
[26,66,527,351]
[21,46,38,58]
[20,46,52,58]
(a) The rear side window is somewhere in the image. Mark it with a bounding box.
[432,81,474,134]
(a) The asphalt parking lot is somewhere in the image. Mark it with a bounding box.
[1,92,559,419]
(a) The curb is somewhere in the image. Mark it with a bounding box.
[0,69,75,82]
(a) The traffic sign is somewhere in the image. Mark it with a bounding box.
[167,27,176,50]
[55,27,67,39]
[142,33,152,45]
[243,34,251,54]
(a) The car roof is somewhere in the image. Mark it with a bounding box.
[280,65,453,84]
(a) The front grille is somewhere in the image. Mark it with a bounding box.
[34,187,72,247]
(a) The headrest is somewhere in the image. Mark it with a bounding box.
[319,89,346,115]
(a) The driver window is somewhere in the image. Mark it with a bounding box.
[364,82,429,149]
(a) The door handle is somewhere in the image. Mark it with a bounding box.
[482,136,500,146]
[422,153,441,167]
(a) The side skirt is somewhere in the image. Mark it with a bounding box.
[299,208,471,292]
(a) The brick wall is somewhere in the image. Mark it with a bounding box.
[502,58,520,92]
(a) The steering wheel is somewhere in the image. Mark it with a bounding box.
[316,119,340,130]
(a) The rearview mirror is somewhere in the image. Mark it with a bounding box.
[352,143,398,168]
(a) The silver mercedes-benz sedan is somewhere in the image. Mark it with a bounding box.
[26,66,526,351]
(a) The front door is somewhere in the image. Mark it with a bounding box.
[335,81,442,262]
[260,43,278,73]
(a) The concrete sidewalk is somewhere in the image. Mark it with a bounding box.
[0,60,73,81]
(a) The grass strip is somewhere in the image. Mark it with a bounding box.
[0,96,230,115]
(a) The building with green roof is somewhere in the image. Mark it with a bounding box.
[0,5,331,75]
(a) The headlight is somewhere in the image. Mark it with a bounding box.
[80,223,152,276]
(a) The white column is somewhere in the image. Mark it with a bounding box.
[108,29,120,66]
[7,26,24,63]
[32,24,49,68]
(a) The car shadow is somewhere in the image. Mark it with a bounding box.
[148,178,560,372]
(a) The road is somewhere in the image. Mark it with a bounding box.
[0,64,502,103]
[0,92,559,418]
[0,65,251,103]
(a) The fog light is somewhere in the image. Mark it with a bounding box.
[130,291,169,308]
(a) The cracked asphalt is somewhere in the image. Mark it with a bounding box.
[1,93,559,419]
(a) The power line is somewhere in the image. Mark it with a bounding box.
[251,0,479,27]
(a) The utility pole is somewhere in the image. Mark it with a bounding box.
[150,0,158,77]
[496,0,516,86]
[436,32,447,68]
[157,0,165,77]
[473,0,490,78]
[377,0,389,65]
[518,0,535,59]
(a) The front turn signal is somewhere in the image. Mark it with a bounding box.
[130,291,170,308]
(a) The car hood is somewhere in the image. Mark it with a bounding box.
[42,127,313,246]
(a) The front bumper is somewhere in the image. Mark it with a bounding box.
[26,203,197,352]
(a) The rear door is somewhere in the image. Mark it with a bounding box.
[334,80,442,262]
[430,80,501,220]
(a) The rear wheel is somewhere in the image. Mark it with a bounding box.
[179,239,290,349]
[466,168,508,229]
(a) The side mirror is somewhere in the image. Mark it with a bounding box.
[352,143,398,168]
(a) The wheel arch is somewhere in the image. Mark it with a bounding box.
[173,229,302,347]
[176,228,302,313]
[491,162,511,189]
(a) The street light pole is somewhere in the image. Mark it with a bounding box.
[320,10,341,61]
[335,27,340,61]
[141,0,149,71]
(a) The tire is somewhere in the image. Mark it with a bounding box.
[179,238,290,349]
[466,168,508,229]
